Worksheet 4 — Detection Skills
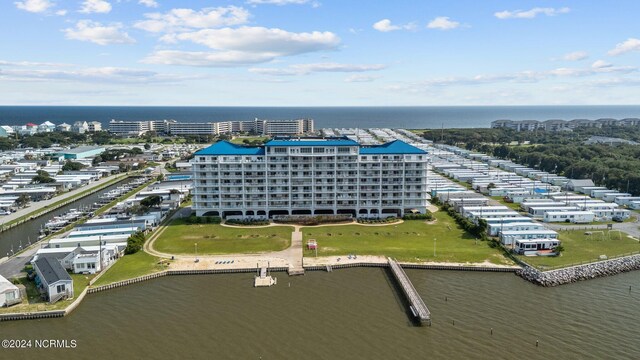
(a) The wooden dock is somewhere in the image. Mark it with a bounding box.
[387,258,431,326]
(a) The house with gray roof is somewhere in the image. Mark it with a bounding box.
[33,256,73,304]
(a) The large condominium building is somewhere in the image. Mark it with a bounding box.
[109,119,152,136]
[192,137,428,218]
[109,118,314,136]
[491,118,640,131]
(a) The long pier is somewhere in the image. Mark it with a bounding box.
[387,257,431,326]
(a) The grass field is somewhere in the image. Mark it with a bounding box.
[490,196,523,211]
[517,229,640,269]
[153,219,293,255]
[92,251,163,287]
[302,211,511,264]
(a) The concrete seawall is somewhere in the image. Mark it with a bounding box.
[517,254,640,286]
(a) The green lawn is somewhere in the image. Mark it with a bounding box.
[154,219,293,255]
[302,211,511,264]
[92,251,163,287]
[517,229,640,270]
[490,196,523,211]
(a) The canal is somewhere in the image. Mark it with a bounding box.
[2,268,639,359]
[0,178,130,257]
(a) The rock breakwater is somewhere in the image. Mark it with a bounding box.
[517,254,640,286]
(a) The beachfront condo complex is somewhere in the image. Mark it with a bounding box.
[191,137,428,218]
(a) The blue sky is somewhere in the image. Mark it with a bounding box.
[1,0,640,106]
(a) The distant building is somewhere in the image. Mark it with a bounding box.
[112,118,315,136]
[56,123,72,132]
[38,121,56,133]
[72,121,89,134]
[565,179,595,192]
[55,146,106,160]
[0,125,14,138]
[491,118,640,131]
[584,136,638,146]
[109,120,152,136]
[88,121,102,132]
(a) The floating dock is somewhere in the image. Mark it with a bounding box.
[254,266,277,287]
[387,257,431,326]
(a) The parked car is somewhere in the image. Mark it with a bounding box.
[612,216,624,223]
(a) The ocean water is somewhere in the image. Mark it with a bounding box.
[1,105,640,129]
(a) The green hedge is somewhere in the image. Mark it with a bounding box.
[185,215,222,224]
[225,219,270,226]
[402,211,433,221]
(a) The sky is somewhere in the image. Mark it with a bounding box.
[1,0,640,106]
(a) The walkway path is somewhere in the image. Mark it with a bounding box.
[144,213,305,273]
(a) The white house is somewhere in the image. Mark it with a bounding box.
[39,121,56,133]
[543,211,595,223]
[500,229,559,246]
[0,274,21,307]
[515,239,561,255]
[33,256,74,304]
[487,222,546,237]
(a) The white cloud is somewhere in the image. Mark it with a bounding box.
[372,19,416,32]
[494,7,570,19]
[138,0,158,8]
[591,60,612,69]
[142,50,276,67]
[426,16,460,30]
[0,59,70,67]
[562,51,588,61]
[134,6,250,33]
[79,0,112,14]
[344,74,381,83]
[608,38,640,56]
[63,20,135,45]
[162,27,340,55]
[0,66,201,83]
[14,0,54,13]
[55,9,67,16]
[388,63,637,93]
[250,62,386,76]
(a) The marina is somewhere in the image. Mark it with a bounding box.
[0,178,132,258]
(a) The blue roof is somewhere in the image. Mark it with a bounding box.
[359,140,426,154]
[195,141,265,156]
[265,137,359,147]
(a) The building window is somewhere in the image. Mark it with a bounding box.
[300,147,312,153]
[313,147,325,153]
[57,284,66,293]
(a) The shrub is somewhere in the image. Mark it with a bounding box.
[125,231,146,254]
[273,214,352,226]
[185,215,221,224]
[402,211,433,221]
[225,218,270,226]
